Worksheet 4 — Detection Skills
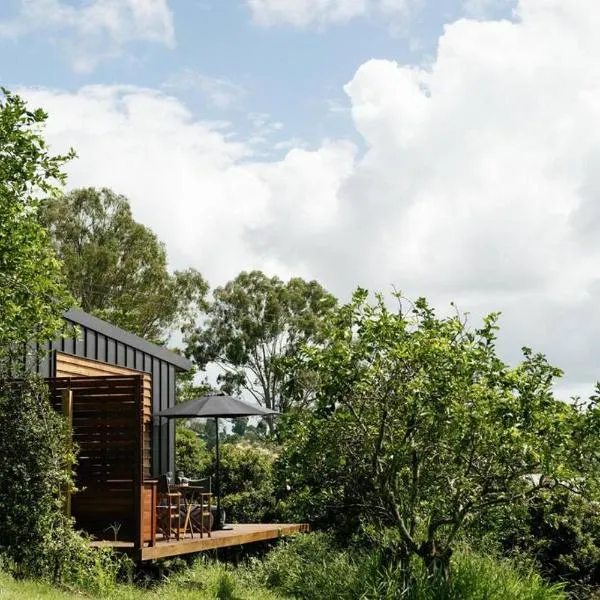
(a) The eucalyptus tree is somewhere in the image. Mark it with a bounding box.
[185,270,337,427]
[40,187,208,343]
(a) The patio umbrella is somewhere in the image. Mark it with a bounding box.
[157,393,279,529]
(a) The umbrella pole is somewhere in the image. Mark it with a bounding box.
[215,416,221,528]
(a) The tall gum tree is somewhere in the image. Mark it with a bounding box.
[185,270,337,428]
[40,187,208,344]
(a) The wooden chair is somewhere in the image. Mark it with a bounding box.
[186,477,213,538]
[156,473,181,540]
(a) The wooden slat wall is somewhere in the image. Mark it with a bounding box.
[48,377,141,540]
[56,353,152,478]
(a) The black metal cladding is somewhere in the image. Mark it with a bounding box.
[35,309,192,477]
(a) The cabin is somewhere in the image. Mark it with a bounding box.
[33,309,306,561]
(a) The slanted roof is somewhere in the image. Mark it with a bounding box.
[64,308,192,372]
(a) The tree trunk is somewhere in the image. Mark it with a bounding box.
[419,541,452,582]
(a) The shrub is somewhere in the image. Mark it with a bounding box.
[176,425,211,478]
[0,376,75,577]
[211,443,279,523]
[257,532,362,599]
[483,488,600,598]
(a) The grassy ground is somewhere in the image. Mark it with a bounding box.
[0,536,567,600]
[0,565,286,600]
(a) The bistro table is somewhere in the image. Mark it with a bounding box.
[171,484,213,538]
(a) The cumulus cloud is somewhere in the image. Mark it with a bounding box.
[247,0,415,27]
[0,0,174,72]
[19,0,600,396]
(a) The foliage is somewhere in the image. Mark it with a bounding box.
[0,88,73,359]
[0,89,93,584]
[175,425,211,478]
[276,289,583,574]
[0,375,124,591]
[232,417,248,437]
[0,535,566,600]
[256,533,565,600]
[0,557,283,599]
[257,533,363,599]
[477,488,600,598]
[0,377,129,594]
[176,367,213,405]
[40,187,208,343]
[209,442,279,523]
[185,270,337,425]
[175,431,279,522]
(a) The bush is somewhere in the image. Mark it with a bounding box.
[0,376,75,577]
[257,532,362,599]
[483,488,600,598]
[211,443,279,523]
[176,433,281,524]
[176,425,211,478]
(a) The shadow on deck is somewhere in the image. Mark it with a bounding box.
[91,523,309,561]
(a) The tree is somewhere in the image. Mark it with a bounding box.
[185,270,337,425]
[0,88,73,358]
[232,417,248,437]
[0,89,87,581]
[40,187,208,343]
[276,289,584,576]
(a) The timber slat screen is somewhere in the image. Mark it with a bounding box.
[54,353,153,477]
[48,376,147,545]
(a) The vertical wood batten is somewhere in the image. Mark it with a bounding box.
[61,388,73,517]
[134,374,145,551]
[160,361,169,475]
[167,364,175,473]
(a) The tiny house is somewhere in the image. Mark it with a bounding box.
[34,309,306,560]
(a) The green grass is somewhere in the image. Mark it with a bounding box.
[0,536,568,600]
[0,564,287,600]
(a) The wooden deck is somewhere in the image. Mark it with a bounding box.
[92,523,309,561]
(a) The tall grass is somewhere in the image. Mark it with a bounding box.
[257,533,566,600]
[0,561,284,600]
[0,534,567,600]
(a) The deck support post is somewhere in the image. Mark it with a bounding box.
[61,389,73,517]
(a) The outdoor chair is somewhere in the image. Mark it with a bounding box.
[185,477,213,537]
[156,473,181,540]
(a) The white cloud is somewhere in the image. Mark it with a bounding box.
[19,0,600,398]
[247,0,414,27]
[163,69,245,110]
[0,0,174,72]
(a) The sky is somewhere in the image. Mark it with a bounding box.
[1,0,599,400]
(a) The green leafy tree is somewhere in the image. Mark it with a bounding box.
[40,187,208,343]
[0,88,73,357]
[232,417,248,437]
[277,289,583,576]
[185,270,337,427]
[0,89,101,583]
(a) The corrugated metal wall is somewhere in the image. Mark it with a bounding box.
[35,321,178,477]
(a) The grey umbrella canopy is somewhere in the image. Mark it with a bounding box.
[157,393,279,529]
[158,393,279,419]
